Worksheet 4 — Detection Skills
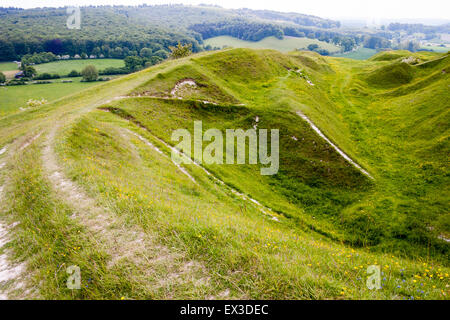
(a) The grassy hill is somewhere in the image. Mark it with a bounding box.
[0,78,109,116]
[332,48,377,60]
[0,48,448,300]
[204,36,341,53]
[34,59,124,76]
[0,62,18,71]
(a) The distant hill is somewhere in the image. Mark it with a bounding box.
[0,5,346,61]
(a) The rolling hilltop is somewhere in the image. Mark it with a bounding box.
[0,48,449,299]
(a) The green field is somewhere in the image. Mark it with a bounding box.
[0,78,102,115]
[421,45,450,53]
[332,47,377,60]
[0,62,19,72]
[204,36,341,53]
[34,59,125,75]
[0,49,448,300]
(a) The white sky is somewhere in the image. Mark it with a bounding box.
[1,0,449,20]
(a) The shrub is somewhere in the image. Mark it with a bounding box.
[23,65,36,77]
[0,72,5,83]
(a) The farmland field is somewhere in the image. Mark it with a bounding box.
[204,36,341,53]
[34,59,125,75]
[0,62,19,71]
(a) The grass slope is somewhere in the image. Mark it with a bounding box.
[0,48,448,300]
[0,62,19,72]
[332,48,377,60]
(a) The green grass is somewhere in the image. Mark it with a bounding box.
[421,45,450,53]
[364,62,415,88]
[54,109,449,300]
[332,48,377,60]
[0,78,101,116]
[34,59,124,76]
[0,48,449,300]
[204,36,340,53]
[0,62,19,72]
[132,64,240,104]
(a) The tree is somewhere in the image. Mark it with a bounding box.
[68,70,80,77]
[0,40,16,61]
[111,47,124,59]
[124,56,144,72]
[169,42,192,59]
[0,72,5,84]
[145,56,163,66]
[139,48,153,58]
[316,49,330,56]
[81,65,98,82]
[340,37,356,52]
[154,49,169,59]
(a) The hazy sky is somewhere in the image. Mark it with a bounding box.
[1,0,449,20]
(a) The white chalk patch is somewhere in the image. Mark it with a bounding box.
[296,111,373,179]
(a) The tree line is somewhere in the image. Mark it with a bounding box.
[190,19,368,52]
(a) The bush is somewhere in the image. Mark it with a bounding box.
[34,80,52,84]
[0,72,5,83]
[124,56,144,72]
[34,73,60,80]
[23,65,36,77]
[169,43,192,59]
[81,65,98,82]
[307,44,319,51]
